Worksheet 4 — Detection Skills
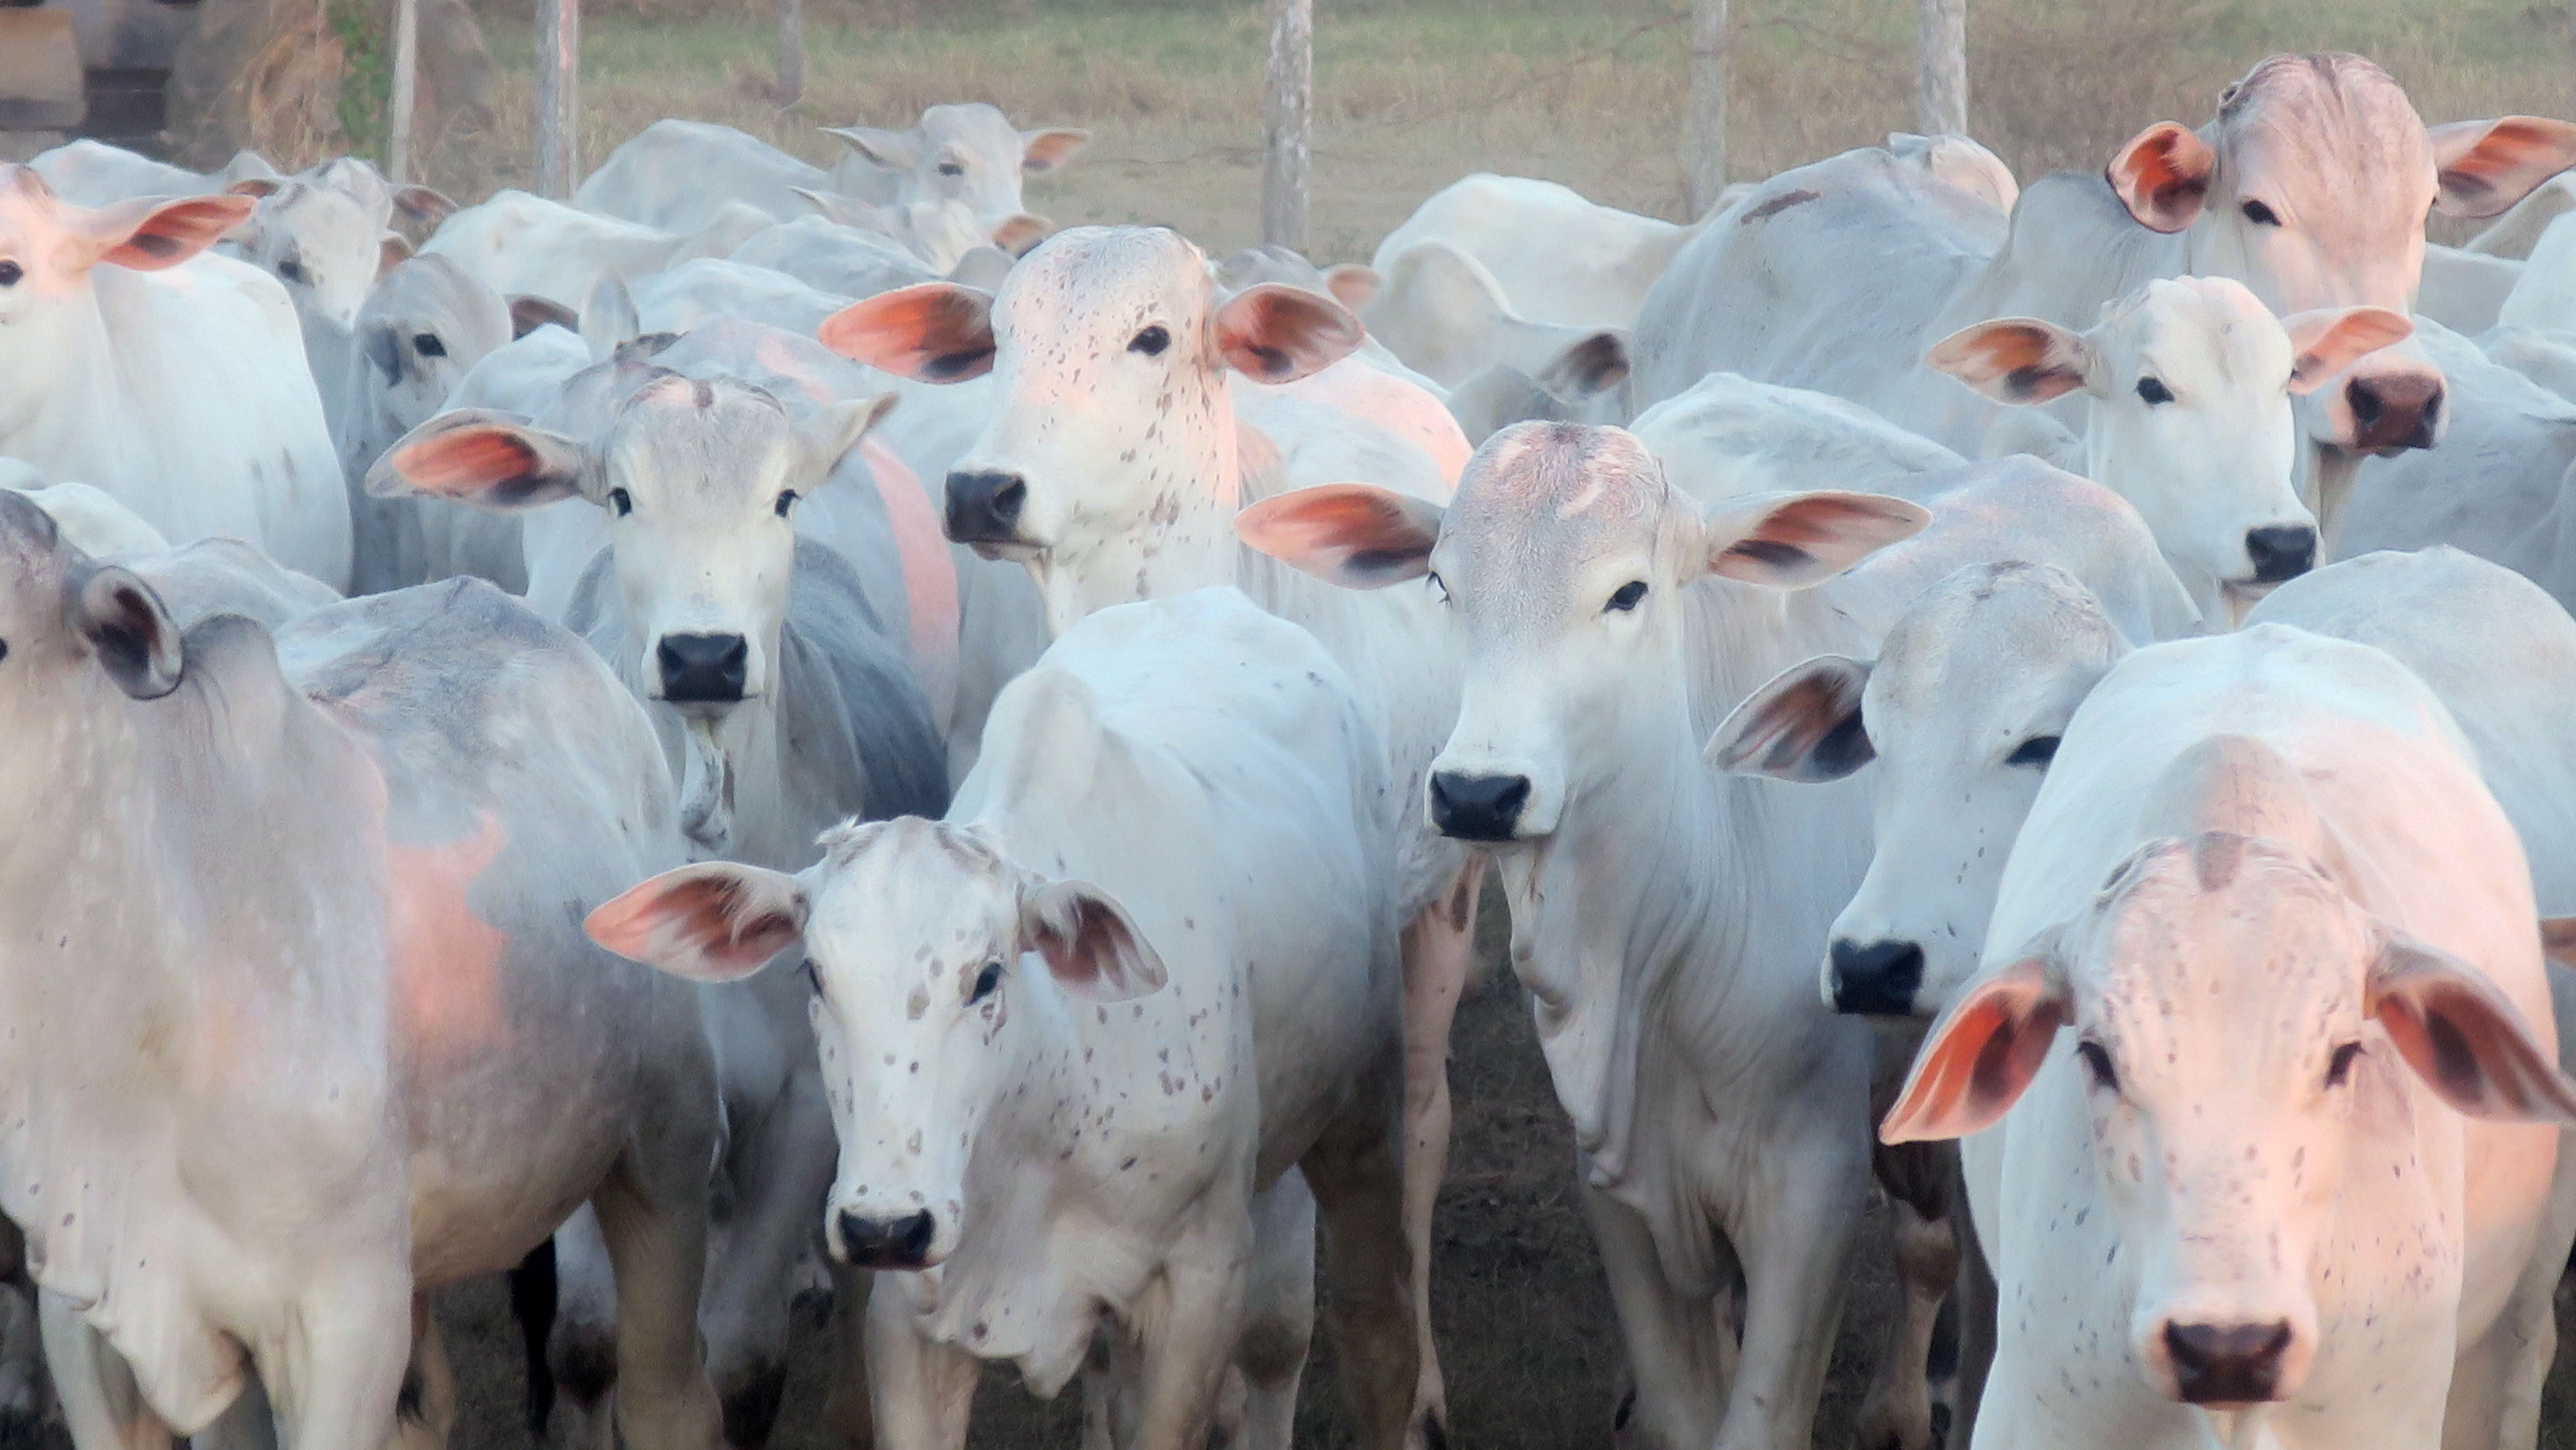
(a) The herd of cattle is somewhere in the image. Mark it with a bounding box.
[14,41,2576,1450]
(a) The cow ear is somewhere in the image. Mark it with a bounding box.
[1699,490,1929,589]
[2541,917,2576,971]
[989,212,1050,256]
[1926,317,2094,403]
[68,564,183,700]
[1881,938,2071,1143]
[818,283,997,383]
[1537,330,1631,400]
[2368,934,2576,1124]
[71,193,256,273]
[2431,117,2576,220]
[2281,306,2414,395]
[2107,121,2215,233]
[1020,128,1091,176]
[392,184,459,227]
[1705,654,1875,782]
[581,271,640,362]
[368,409,590,510]
[1215,282,1364,383]
[587,862,810,983]
[377,231,414,277]
[795,392,900,486]
[823,126,921,172]
[509,294,580,340]
[1021,880,1164,1002]
[1323,262,1382,312]
[225,176,283,200]
[1236,482,1445,589]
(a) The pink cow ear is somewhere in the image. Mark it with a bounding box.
[587,862,810,983]
[1881,940,2071,1144]
[1699,490,1930,590]
[2431,117,2576,220]
[2369,934,2576,1125]
[367,409,589,510]
[818,283,997,383]
[68,193,256,273]
[1215,282,1364,384]
[1021,880,1164,1002]
[2108,121,2217,234]
[2281,307,2414,394]
[1926,317,2093,403]
[1235,482,1444,589]
[1705,654,1875,783]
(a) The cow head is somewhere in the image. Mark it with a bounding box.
[0,166,249,335]
[1930,278,2408,618]
[368,373,890,711]
[2106,54,2576,499]
[1240,421,1923,845]
[820,226,1364,634]
[1885,830,2576,1411]
[824,103,1090,233]
[1709,562,2125,1018]
[349,256,513,463]
[0,492,185,711]
[225,177,386,327]
[585,816,1165,1271]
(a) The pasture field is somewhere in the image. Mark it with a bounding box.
[341,1,2576,1447]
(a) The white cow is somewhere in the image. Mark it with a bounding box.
[1633,55,2576,536]
[1926,277,2411,619]
[1239,426,2194,1450]
[1884,623,2576,1449]
[1351,240,1630,391]
[1366,174,1713,332]
[1627,372,1966,502]
[590,586,1419,1450]
[787,190,1047,273]
[634,258,854,337]
[0,166,350,588]
[821,103,1090,233]
[818,225,1471,1444]
[371,367,951,1450]
[731,216,949,302]
[419,190,773,310]
[26,139,277,205]
[226,158,458,328]
[0,495,720,1450]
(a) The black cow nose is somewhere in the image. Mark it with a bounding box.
[657,633,749,703]
[1828,938,1924,1016]
[945,469,1028,544]
[2164,1320,2293,1405]
[2344,375,2442,452]
[2243,525,2317,584]
[1428,771,1530,842]
[835,1209,936,1270]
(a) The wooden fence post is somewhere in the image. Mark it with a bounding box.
[1684,0,1728,213]
[1918,0,1967,136]
[1261,0,1311,251]
[776,0,805,107]
[535,0,580,198]
[386,0,418,182]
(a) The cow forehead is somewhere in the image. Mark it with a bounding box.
[2081,835,2363,1051]
[0,165,61,246]
[1436,423,1675,589]
[2216,54,2434,213]
[602,375,798,492]
[921,103,1020,154]
[809,817,1021,970]
[1869,564,2121,726]
[2101,278,2287,382]
[997,227,1210,339]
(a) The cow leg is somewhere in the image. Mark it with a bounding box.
[1231,1171,1317,1450]
[542,1208,625,1450]
[1852,1198,1956,1450]
[391,1296,459,1450]
[862,1278,976,1450]
[1579,1180,1728,1450]
[1713,1131,1866,1450]
[251,1268,414,1450]
[1396,863,1479,1445]
[705,1058,847,1450]
[1127,1224,1245,1450]
[816,1261,878,1450]
[192,1378,276,1450]
[0,1218,47,1443]
[2442,1134,2576,1450]
[1301,1060,1419,1450]
[592,1143,725,1450]
[1949,1187,1998,1449]
[41,1292,175,1450]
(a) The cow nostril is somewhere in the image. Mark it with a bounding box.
[835,1208,937,1269]
[657,633,750,704]
[1827,938,1925,1016]
[2163,1320,2294,1405]
[2243,525,2317,584]
[2346,379,2382,427]
[1428,771,1533,842]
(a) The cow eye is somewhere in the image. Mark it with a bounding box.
[607,487,634,517]
[2006,734,2060,768]
[2325,1041,2364,1088]
[1426,570,1450,603]
[2135,376,2175,406]
[2076,1039,2120,1093]
[412,332,446,359]
[276,258,307,284]
[0,261,20,288]
[800,957,824,997]
[775,488,799,518]
[1605,580,1648,613]
[2241,199,2281,227]
[1129,325,1171,357]
[937,160,965,178]
[969,960,1004,1003]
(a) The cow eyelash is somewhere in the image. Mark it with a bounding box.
[2241,199,2281,227]
[2076,1039,2120,1092]
[969,960,1004,1003]
[775,489,800,517]
[2136,376,2175,406]
[2325,1041,2364,1088]
[1426,571,1450,603]
[800,958,823,996]
[608,487,634,517]
[1605,580,1648,613]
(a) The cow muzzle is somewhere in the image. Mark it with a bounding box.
[1826,937,1924,1016]
[2157,1319,2296,1407]
[657,632,750,704]
[1428,770,1532,842]
[833,1208,938,1270]
[944,468,1029,548]
[2241,525,2316,584]
[2341,371,2443,453]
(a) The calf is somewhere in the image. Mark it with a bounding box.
[594,586,1416,1450]
[0,494,718,1449]
[822,103,1089,233]
[1887,623,2576,1449]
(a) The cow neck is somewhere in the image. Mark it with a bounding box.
[1027,373,1243,638]
[0,289,125,471]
